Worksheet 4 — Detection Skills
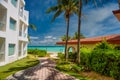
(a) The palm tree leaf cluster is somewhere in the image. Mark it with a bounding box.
[46,0,79,22]
[46,0,79,61]
[46,0,113,64]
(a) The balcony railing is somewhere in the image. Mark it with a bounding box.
[19,31,22,36]
[24,33,27,38]
[19,31,27,38]
[0,51,5,62]
[19,9,28,23]
[23,50,27,55]
[0,22,5,31]
[4,0,8,2]
[18,50,22,57]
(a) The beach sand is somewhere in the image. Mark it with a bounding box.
[47,52,58,58]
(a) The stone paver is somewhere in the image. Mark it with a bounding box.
[6,58,77,80]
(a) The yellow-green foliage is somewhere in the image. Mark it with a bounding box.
[28,49,47,57]
[81,41,120,79]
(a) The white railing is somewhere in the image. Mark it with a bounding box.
[24,33,27,38]
[18,50,22,57]
[23,50,27,55]
[19,9,29,23]
[0,51,5,62]
[4,0,8,3]
[19,31,27,38]
[19,31,22,36]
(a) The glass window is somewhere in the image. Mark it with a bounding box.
[8,44,15,56]
[11,0,17,7]
[10,18,16,30]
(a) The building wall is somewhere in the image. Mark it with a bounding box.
[67,43,120,53]
[0,0,29,66]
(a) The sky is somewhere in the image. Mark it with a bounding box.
[25,0,120,46]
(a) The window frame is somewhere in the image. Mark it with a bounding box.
[9,18,16,30]
[11,0,18,7]
[8,44,15,56]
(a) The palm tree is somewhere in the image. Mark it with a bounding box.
[72,32,85,40]
[77,0,100,64]
[61,35,71,41]
[28,24,37,42]
[46,0,79,61]
[77,0,82,64]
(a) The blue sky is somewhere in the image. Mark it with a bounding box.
[25,0,120,46]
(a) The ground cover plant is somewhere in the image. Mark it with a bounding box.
[56,40,117,80]
[28,49,47,57]
[0,54,39,80]
[81,40,120,80]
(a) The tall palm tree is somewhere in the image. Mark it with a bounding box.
[77,0,82,64]
[46,0,79,61]
[77,0,100,64]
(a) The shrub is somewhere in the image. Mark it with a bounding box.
[80,41,120,79]
[58,52,64,59]
[94,40,113,50]
[68,52,77,62]
[80,48,92,70]
[71,64,84,73]
[28,49,47,57]
[56,60,71,71]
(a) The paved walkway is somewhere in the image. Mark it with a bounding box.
[6,58,77,80]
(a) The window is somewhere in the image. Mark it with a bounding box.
[8,44,15,56]
[10,18,16,30]
[11,0,17,7]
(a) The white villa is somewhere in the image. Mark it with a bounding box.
[0,0,29,66]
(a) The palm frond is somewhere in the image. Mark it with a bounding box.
[29,24,37,31]
[51,10,63,22]
[46,6,58,13]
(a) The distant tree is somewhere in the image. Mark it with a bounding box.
[61,35,71,41]
[72,32,85,40]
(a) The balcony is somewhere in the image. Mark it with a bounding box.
[19,10,29,25]
[4,0,8,3]
[0,4,6,32]
[0,22,5,31]
[0,38,5,64]
[19,31,27,38]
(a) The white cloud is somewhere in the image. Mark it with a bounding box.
[45,36,53,39]
[29,2,120,46]
[30,36,39,40]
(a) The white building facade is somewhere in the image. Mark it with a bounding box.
[0,0,29,66]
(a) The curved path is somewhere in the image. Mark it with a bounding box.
[6,58,77,80]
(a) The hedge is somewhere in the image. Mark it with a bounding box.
[80,41,120,79]
[28,49,47,57]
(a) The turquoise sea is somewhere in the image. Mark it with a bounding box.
[28,46,65,52]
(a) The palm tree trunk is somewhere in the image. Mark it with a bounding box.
[65,15,70,61]
[119,0,120,9]
[77,0,82,64]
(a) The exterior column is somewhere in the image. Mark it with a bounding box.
[22,23,24,37]
[21,42,24,57]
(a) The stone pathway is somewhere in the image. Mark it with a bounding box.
[6,58,77,80]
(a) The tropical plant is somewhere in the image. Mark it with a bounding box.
[46,0,79,61]
[61,35,71,41]
[72,32,85,40]
[28,24,37,42]
[76,0,105,64]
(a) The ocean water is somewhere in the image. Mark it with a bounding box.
[28,46,65,52]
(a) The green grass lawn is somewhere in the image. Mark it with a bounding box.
[0,54,39,80]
